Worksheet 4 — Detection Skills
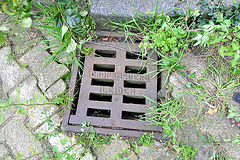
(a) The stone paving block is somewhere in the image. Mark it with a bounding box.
[27,105,59,129]
[0,46,30,93]
[138,140,175,160]
[18,44,69,91]
[48,133,95,159]
[35,114,61,134]
[94,138,138,160]
[9,76,43,104]
[0,144,10,160]
[0,116,44,159]
[45,79,67,99]
[0,108,15,127]
[15,37,42,57]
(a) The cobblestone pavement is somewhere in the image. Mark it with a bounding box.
[0,14,176,160]
[1,11,240,160]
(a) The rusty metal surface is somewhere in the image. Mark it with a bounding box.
[62,41,165,139]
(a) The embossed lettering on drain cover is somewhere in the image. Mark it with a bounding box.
[62,41,164,139]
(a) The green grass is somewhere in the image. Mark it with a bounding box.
[1,0,240,159]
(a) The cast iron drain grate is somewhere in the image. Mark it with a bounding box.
[62,41,165,139]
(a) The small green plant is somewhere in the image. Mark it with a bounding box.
[35,0,95,68]
[114,147,131,160]
[231,132,240,144]
[192,14,240,68]
[0,31,7,48]
[227,105,240,122]
[209,152,228,160]
[175,144,198,160]
[1,0,33,29]
[196,0,240,27]
[138,133,154,147]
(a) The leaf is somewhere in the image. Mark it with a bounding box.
[54,13,63,28]
[201,34,209,47]
[227,35,232,40]
[17,107,28,115]
[2,4,15,16]
[19,17,32,28]
[72,27,87,37]
[0,26,9,31]
[207,108,218,115]
[189,72,196,78]
[209,37,223,44]
[16,152,23,157]
[231,59,238,67]
[30,93,38,104]
[65,9,81,27]
[233,0,237,4]
[185,82,192,88]
[232,42,239,50]
[223,138,231,142]
[195,85,203,90]
[56,0,70,3]
[66,38,77,53]
[80,10,88,17]
[60,138,68,145]
[232,139,240,143]
[61,25,68,39]
[216,13,223,22]
[219,46,231,57]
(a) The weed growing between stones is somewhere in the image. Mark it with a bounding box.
[34,0,95,69]
[196,0,240,27]
[108,1,240,159]
[0,0,33,29]
[0,31,7,48]
[1,0,240,159]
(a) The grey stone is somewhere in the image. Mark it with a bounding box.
[0,108,15,127]
[48,133,95,159]
[35,114,61,133]
[27,105,59,129]
[0,46,30,93]
[0,115,44,159]
[90,0,240,30]
[45,79,67,99]
[14,37,42,57]
[8,76,43,104]
[18,44,69,91]
[0,144,9,160]
[138,140,175,160]
[94,138,138,160]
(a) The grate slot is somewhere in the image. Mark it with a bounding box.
[95,50,116,58]
[89,93,112,102]
[87,108,111,118]
[124,80,146,89]
[125,66,146,74]
[122,111,145,120]
[93,64,115,72]
[91,78,114,87]
[126,52,147,60]
[123,95,146,104]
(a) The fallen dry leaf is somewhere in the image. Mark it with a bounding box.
[108,36,115,42]
[100,37,108,41]
[207,108,218,115]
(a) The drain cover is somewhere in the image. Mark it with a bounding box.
[62,41,164,139]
